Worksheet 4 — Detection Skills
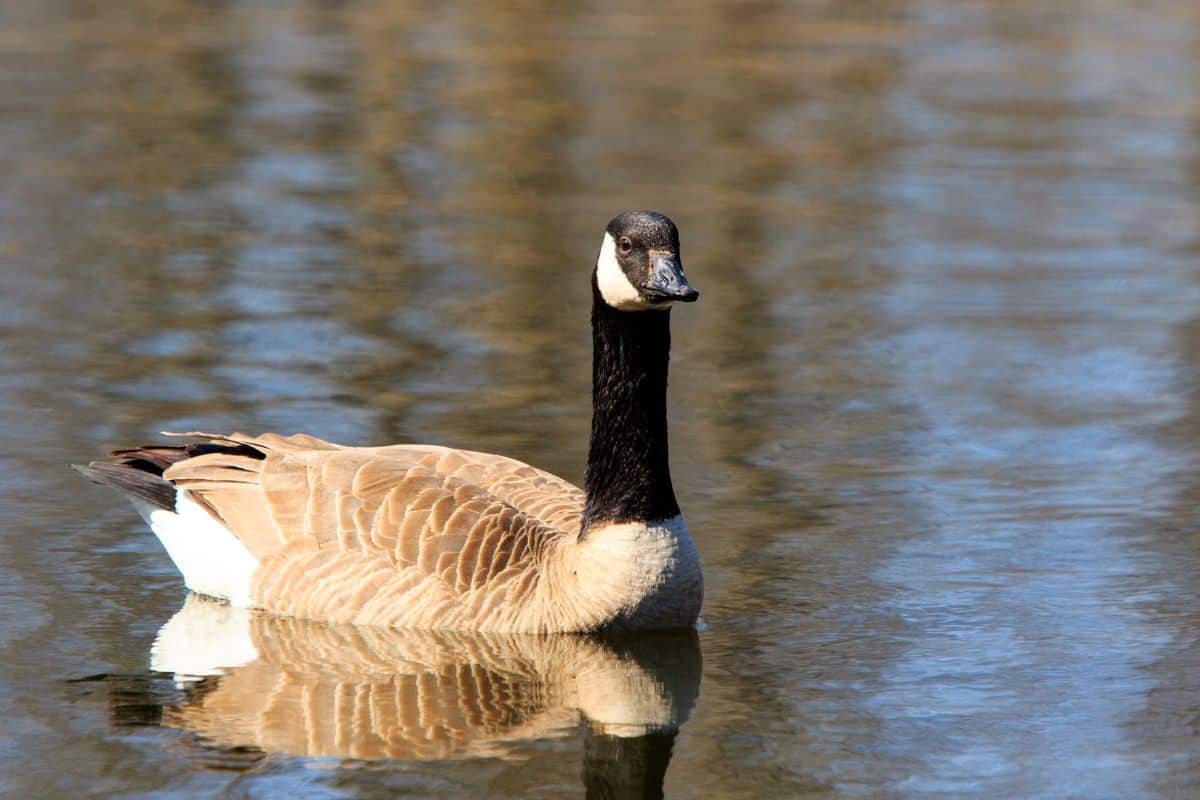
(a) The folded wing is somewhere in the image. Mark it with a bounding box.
[152,432,585,631]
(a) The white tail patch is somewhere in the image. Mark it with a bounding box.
[131,489,259,607]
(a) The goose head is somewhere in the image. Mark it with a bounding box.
[594,210,699,310]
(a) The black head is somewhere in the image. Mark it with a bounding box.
[594,211,699,311]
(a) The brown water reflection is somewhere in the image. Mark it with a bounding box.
[89,596,695,789]
[4,1,1200,798]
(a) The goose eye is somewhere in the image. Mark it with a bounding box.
[618,237,633,255]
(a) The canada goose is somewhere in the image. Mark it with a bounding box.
[75,210,702,633]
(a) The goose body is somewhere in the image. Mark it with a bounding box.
[76,211,702,633]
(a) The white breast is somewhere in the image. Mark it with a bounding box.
[573,515,703,628]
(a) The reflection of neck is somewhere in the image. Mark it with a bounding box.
[583,726,677,800]
[583,283,680,532]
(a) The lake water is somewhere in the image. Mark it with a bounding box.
[3,1,1200,797]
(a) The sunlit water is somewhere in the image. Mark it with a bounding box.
[3,1,1200,798]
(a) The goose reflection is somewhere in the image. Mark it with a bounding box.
[124,595,700,795]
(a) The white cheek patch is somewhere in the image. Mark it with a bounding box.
[596,232,653,311]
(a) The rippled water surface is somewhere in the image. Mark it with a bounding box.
[4,1,1200,797]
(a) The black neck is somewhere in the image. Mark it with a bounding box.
[582,283,681,532]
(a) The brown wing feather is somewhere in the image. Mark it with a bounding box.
[157,432,584,629]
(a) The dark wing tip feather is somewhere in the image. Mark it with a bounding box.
[71,438,266,513]
[72,462,177,512]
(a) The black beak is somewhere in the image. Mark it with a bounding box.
[644,252,699,303]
